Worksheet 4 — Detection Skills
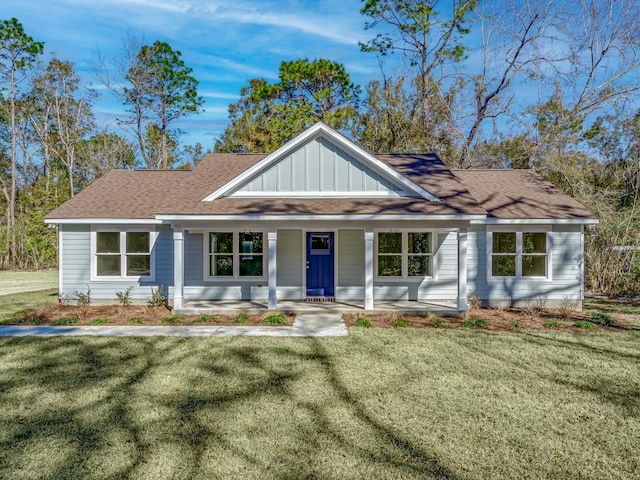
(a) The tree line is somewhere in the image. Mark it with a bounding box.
[2,0,640,295]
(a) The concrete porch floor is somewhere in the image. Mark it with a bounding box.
[174,299,459,316]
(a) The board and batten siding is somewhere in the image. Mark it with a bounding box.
[467,225,583,306]
[59,224,173,301]
[236,137,403,194]
[373,231,458,301]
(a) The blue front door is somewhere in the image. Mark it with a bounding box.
[306,232,334,297]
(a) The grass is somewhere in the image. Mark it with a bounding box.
[193,315,218,324]
[355,316,371,327]
[0,288,57,321]
[88,318,115,326]
[51,317,79,326]
[0,330,638,479]
[158,316,181,325]
[233,313,251,324]
[544,318,565,329]
[0,269,58,296]
[461,317,488,328]
[262,314,287,325]
[575,320,598,330]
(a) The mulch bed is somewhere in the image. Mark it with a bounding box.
[344,307,632,332]
[4,304,295,327]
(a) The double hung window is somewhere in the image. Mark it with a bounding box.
[207,231,264,278]
[491,231,548,277]
[94,230,153,278]
[376,231,433,278]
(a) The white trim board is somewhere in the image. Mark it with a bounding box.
[46,218,162,225]
[202,123,439,202]
[476,218,599,225]
[157,214,485,222]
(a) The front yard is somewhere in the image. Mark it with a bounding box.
[0,328,639,478]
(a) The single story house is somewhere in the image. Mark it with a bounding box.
[45,122,597,312]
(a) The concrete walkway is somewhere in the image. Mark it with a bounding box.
[0,314,348,338]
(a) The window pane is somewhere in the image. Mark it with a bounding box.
[97,232,119,253]
[126,255,150,276]
[408,232,431,254]
[97,255,121,276]
[492,255,516,276]
[240,255,263,276]
[493,232,516,253]
[210,233,233,254]
[378,233,402,254]
[408,255,432,276]
[523,255,546,276]
[523,232,546,253]
[210,255,233,276]
[378,255,402,276]
[126,232,149,253]
[239,232,263,256]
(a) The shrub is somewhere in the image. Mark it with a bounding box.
[148,285,167,307]
[509,320,523,329]
[88,318,114,325]
[115,287,134,308]
[575,320,598,330]
[132,317,145,324]
[73,286,91,306]
[355,316,372,327]
[430,318,445,328]
[588,311,613,327]
[543,318,564,328]
[385,311,399,322]
[263,314,287,325]
[233,313,251,324]
[158,316,180,325]
[557,297,578,319]
[392,319,408,328]
[461,317,488,329]
[468,294,482,310]
[193,315,217,324]
[52,317,80,326]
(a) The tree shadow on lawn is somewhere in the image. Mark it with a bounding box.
[0,336,461,480]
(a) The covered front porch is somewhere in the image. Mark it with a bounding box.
[168,220,470,313]
[174,299,459,316]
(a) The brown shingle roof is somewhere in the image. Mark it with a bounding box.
[452,169,596,220]
[45,153,595,221]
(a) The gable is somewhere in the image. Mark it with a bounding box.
[233,137,409,196]
[204,122,439,202]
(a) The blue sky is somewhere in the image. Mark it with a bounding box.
[5,0,387,150]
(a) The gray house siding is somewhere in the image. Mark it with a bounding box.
[336,229,365,300]
[59,224,172,302]
[467,225,582,306]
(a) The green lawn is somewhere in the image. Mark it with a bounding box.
[0,288,58,320]
[0,269,58,296]
[0,330,638,479]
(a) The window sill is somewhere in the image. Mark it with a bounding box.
[203,276,267,283]
[374,276,435,282]
[91,275,154,282]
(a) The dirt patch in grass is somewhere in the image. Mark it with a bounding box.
[345,307,633,332]
[2,304,295,326]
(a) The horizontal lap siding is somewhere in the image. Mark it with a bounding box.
[468,225,582,303]
[337,229,364,300]
[60,224,172,301]
[277,230,303,299]
[373,231,458,301]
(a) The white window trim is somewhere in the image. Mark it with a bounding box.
[487,226,552,281]
[90,226,157,282]
[203,230,267,282]
[374,230,437,281]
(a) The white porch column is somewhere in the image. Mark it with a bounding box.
[364,229,374,310]
[173,227,184,310]
[268,229,278,310]
[457,227,468,311]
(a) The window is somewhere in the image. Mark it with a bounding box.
[376,231,433,278]
[207,231,265,278]
[491,231,548,278]
[94,230,153,279]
